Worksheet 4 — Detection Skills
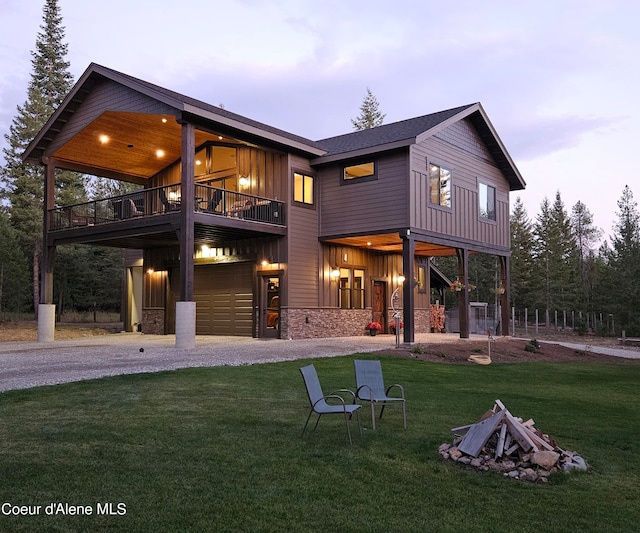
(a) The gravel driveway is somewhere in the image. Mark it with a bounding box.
[1,332,637,392]
[0,332,415,392]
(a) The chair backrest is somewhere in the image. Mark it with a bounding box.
[158,187,170,207]
[354,360,386,399]
[300,364,324,406]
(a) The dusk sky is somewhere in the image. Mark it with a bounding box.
[1,0,638,244]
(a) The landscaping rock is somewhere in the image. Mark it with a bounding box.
[532,451,560,470]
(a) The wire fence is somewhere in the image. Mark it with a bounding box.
[445,305,618,338]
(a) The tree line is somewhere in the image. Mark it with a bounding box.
[0,0,123,319]
[435,186,640,337]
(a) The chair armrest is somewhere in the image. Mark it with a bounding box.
[329,388,357,402]
[385,383,405,399]
[355,384,375,401]
[313,394,347,410]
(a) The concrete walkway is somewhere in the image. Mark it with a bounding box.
[0,333,638,392]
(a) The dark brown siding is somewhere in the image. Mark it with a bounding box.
[411,118,511,250]
[318,151,409,237]
[287,155,319,308]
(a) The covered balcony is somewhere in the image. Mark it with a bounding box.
[46,183,286,248]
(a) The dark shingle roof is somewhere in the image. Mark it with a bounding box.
[316,104,476,156]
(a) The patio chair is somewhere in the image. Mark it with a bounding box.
[299,364,362,445]
[354,360,406,430]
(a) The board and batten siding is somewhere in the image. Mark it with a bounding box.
[318,151,409,237]
[47,79,176,156]
[410,118,511,250]
[287,156,319,308]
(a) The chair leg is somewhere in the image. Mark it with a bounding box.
[355,409,362,438]
[371,401,376,430]
[402,400,407,429]
[343,410,353,445]
[302,410,314,437]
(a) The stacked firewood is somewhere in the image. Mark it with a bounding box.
[429,304,445,332]
[439,399,587,483]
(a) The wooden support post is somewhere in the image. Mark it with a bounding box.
[499,255,510,337]
[456,248,469,339]
[402,232,415,344]
[178,120,195,302]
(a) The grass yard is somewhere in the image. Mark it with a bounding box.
[1,356,639,532]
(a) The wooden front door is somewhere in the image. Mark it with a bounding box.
[372,281,387,333]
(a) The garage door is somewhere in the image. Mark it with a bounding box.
[194,263,254,336]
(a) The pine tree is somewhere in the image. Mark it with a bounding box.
[351,88,385,130]
[570,201,602,310]
[606,185,640,334]
[509,197,535,309]
[532,192,578,321]
[0,0,82,313]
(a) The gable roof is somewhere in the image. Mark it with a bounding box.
[23,63,325,165]
[23,63,524,191]
[313,102,526,191]
[316,104,475,156]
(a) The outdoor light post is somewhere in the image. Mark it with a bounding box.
[391,275,404,348]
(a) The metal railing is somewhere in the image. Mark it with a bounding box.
[49,184,286,230]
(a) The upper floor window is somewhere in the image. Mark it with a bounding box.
[343,161,376,182]
[429,163,451,207]
[293,171,314,205]
[479,182,496,220]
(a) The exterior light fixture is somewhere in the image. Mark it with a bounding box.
[239,176,250,187]
[261,259,269,267]
[99,134,109,144]
[156,149,165,158]
[397,274,406,283]
[330,267,340,278]
[147,268,155,275]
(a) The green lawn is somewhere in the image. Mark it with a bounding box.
[1,356,639,532]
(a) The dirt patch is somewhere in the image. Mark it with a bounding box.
[0,322,120,342]
[374,336,640,364]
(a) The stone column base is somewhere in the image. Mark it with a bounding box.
[175,301,196,349]
[37,304,56,342]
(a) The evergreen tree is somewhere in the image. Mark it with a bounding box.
[0,0,83,313]
[532,192,578,321]
[509,197,535,309]
[0,210,30,314]
[351,88,385,130]
[606,185,640,334]
[570,201,602,310]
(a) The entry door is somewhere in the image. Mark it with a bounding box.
[260,275,280,338]
[372,281,387,332]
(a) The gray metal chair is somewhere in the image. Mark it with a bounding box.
[354,360,406,430]
[299,364,362,445]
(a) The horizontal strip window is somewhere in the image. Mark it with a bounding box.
[342,161,377,183]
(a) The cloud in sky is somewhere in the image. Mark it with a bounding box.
[1,0,638,239]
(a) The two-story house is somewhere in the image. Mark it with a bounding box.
[24,63,525,347]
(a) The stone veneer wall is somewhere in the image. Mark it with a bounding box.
[142,308,165,335]
[282,307,431,339]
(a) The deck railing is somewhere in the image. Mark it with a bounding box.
[49,184,286,231]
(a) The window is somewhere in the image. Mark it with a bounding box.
[479,182,496,220]
[343,161,375,181]
[339,268,365,309]
[293,171,314,205]
[429,163,451,207]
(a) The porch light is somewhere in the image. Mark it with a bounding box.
[156,149,165,158]
[397,274,406,283]
[99,134,109,144]
[239,176,250,187]
[330,267,340,279]
[147,268,155,275]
